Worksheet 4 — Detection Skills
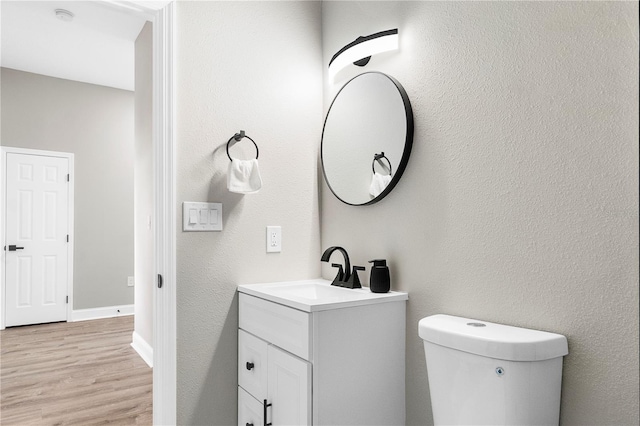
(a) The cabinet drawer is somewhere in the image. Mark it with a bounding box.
[238,386,263,426]
[239,294,311,360]
[238,329,268,400]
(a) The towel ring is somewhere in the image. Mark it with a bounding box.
[226,130,259,161]
[372,152,392,176]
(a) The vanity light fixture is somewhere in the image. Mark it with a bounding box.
[54,9,74,22]
[328,29,399,80]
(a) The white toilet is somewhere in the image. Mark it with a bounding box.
[419,314,568,425]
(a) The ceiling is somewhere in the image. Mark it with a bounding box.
[0,1,162,91]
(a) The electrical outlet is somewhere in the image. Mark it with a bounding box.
[266,226,282,253]
[127,276,134,287]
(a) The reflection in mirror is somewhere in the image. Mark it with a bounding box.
[321,72,413,205]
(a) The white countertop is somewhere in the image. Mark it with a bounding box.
[237,278,408,312]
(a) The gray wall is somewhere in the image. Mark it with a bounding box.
[321,2,639,425]
[175,2,322,424]
[1,68,135,310]
[173,1,638,424]
[134,22,154,348]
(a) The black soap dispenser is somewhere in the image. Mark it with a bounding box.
[368,259,390,293]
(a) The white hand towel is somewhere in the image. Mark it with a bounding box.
[227,159,263,194]
[369,172,392,198]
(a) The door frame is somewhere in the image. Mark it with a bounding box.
[146,2,177,424]
[0,147,75,329]
[119,2,177,424]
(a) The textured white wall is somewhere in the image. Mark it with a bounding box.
[175,2,322,424]
[321,2,639,425]
[134,22,154,348]
[1,68,135,310]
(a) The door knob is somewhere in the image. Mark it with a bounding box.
[5,245,24,251]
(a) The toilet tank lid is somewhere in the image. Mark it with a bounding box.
[418,314,568,361]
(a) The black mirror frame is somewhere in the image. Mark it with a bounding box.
[321,71,414,206]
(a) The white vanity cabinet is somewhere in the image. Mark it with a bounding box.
[238,279,407,426]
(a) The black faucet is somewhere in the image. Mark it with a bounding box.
[321,246,364,289]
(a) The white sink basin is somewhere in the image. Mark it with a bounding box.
[276,282,355,300]
[238,278,408,312]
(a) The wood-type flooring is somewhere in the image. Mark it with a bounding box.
[0,316,152,425]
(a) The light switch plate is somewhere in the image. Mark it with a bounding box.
[183,202,222,231]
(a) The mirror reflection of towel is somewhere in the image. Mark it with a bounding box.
[369,172,392,198]
[227,159,263,194]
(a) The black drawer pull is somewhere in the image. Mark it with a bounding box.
[246,423,253,426]
[246,362,254,370]
[263,399,272,426]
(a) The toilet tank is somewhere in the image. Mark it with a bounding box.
[419,314,568,426]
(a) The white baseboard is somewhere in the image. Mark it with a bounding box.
[71,304,134,322]
[131,331,153,368]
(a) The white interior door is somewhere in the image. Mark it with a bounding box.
[4,152,70,327]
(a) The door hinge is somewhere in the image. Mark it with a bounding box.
[66,296,69,304]
[67,235,69,242]
[67,174,70,182]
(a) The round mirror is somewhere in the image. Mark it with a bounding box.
[321,72,413,205]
